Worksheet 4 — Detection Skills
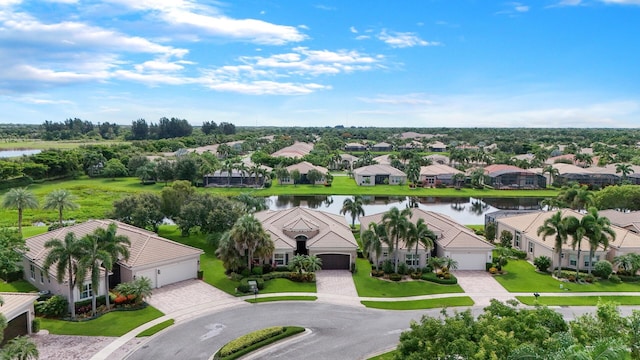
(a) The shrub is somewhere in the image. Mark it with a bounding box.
[218,326,284,358]
[512,249,527,259]
[240,268,251,278]
[35,295,68,318]
[485,223,496,242]
[32,318,41,333]
[593,260,613,279]
[410,272,422,280]
[388,273,402,281]
[422,272,458,284]
[499,230,513,248]
[251,266,264,276]
[397,262,409,275]
[274,266,289,272]
[288,272,315,282]
[382,260,394,274]
[534,256,552,272]
[371,269,384,277]
[351,262,357,274]
[422,265,433,273]
[229,272,243,281]
[486,262,494,272]
[489,267,498,274]
[610,274,622,284]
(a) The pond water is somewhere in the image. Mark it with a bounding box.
[0,149,42,158]
[266,195,542,225]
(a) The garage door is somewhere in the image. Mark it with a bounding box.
[136,268,157,288]
[3,312,28,344]
[157,261,195,287]
[449,252,486,270]
[317,254,350,270]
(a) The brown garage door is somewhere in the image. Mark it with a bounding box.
[317,254,350,270]
[3,312,28,345]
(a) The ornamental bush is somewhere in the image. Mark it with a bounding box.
[218,326,284,358]
[35,295,68,318]
[534,256,552,272]
[593,260,613,279]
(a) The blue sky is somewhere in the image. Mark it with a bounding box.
[1,0,639,128]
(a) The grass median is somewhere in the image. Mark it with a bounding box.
[361,296,474,310]
[516,295,640,306]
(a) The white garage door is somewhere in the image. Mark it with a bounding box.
[157,260,196,288]
[136,268,157,288]
[449,252,486,270]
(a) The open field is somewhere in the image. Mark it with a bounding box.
[0,140,129,150]
[0,175,557,228]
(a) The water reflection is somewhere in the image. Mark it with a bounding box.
[0,149,42,158]
[266,195,542,225]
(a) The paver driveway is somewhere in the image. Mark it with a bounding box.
[315,270,362,307]
[454,270,517,306]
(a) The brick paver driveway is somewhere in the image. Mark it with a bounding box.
[315,270,362,307]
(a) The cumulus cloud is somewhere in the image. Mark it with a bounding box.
[377,30,440,48]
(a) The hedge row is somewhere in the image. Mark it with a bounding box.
[214,326,305,360]
[421,272,458,285]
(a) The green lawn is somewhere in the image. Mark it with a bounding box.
[368,350,397,360]
[40,306,164,336]
[361,296,474,310]
[516,295,640,306]
[494,260,640,293]
[353,259,464,297]
[245,296,317,304]
[159,225,317,295]
[21,226,49,238]
[0,280,39,292]
[136,319,175,337]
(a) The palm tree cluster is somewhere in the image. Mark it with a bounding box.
[537,208,615,277]
[216,214,274,273]
[2,188,79,234]
[362,206,437,274]
[42,223,130,319]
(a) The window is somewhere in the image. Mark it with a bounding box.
[569,254,577,267]
[528,242,534,254]
[382,251,389,258]
[561,253,565,259]
[405,253,420,267]
[274,253,285,266]
[29,264,35,280]
[515,232,521,248]
[525,177,534,185]
[585,255,600,268]
[80,283,93,300]
[40,270,44,284]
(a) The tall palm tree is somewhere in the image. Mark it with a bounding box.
[221,159,236,185]
[44,189,79,226]
[382,206,412,273]
[584,208,615,275]
[77,234,112,316]
[542,165,559,186]
[565,215,589,279]
[536,211,568,275]
[93,223,130,309]
[406,218,435,268]
[340,196,365,228]
[362,222,387,271]
[2,187,39,234]
[616,163,633,183]
[229,214,271,271]
[43,232,86,320]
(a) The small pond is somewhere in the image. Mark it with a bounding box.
[266,195,542,225]
[0,149,42,158]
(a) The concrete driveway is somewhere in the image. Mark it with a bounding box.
[454,271,517,306]
[315,270,362,307]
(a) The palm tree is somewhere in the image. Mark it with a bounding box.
[362,222,387,271]
[1,335,39,360]
[451,173,466,189]
[115,276,152,305]
[616,163,633,183]
[305,254,323,272]
[382,206,412,273]
[536,211,568,276]
[236,162,248,185]
[77,234,112,316]
[340,196,365,228]
[542,165,559,186]
[406,218,435,268]
[215,232,244,272]
[93,223,130,309]
[2,187,39,234]
[614,253,640,276]
[221,159,235,185]
[442,257,459,271]
[44,189,79,226]
[229,214,271,271]
[43,232,86,320]
[583,208,615,275]
[565,215,589,279]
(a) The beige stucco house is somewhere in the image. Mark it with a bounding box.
[255,207,358,270]
[353,164,407,186]
[0,292,39,343]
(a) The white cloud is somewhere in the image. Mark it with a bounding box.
[497,2,531,15]
[601,0,640,4]
[104,0,307,45]
[358,93,433,105]
[314,4,336,11]
[350,26,357,33]
[355,35,370,40]
[377,30,440,48]
[0,0,21,6]
[11,96,74,105]
[555,0,583,5]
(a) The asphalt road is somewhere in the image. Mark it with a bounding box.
[125,303,640,360]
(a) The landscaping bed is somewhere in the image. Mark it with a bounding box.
[213,326,305,360]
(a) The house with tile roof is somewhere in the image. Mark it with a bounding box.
[360,208,494,270]
[353,164,407,186]
[271,142,314,159]
[22,220,203,307]
[0,292,39,343]
[371,142,393,152]
[495,210,640,271]
[419,164,462,187]
[344,142,367,152]
[254,207,358,270]
[281,161,329,185]
[598,210,640,234]
[429,141,447,152]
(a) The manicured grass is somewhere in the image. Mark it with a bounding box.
[261,278,316,294]
[159,225,317,296]
[353,259,464,297]
[20,226,49,238]
[0,279,39,292]
[245,296,317,304]
[494,260,640,293]
[136,319,175,337]
[361,296,474,310]
[368,350,397,360]
[40,306,164,336]
[516,295,640,306]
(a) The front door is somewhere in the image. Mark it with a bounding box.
[295,235,308,256]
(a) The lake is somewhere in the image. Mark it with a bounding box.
[266,195,542,225]
[0,149,42,158]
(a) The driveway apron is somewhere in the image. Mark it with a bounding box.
[315,270,363,307]
[454,271,516,307]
